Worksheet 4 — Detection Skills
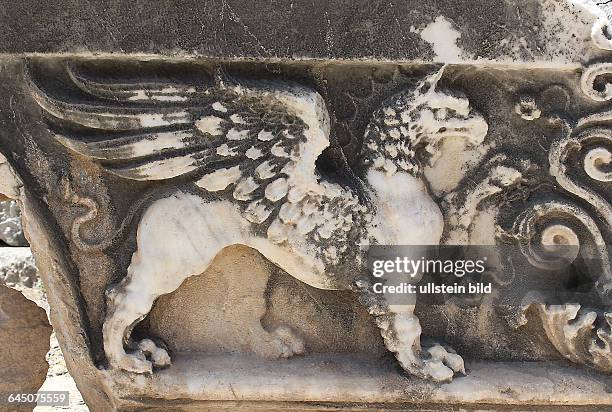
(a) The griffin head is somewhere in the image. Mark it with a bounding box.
[361,66,488,178]
[361,67,489,246]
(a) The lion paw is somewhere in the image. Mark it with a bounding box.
[116,338,171,374]
[422,344,466,382]
[137,338,171,368]
[269,326,305,359]
[117,352,153,374]
[395,342,465,382]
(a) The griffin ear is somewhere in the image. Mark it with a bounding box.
[213,66,226,87]
[416,65,447,97]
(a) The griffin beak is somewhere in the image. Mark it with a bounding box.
[436,114,488,147]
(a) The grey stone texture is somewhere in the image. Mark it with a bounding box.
[0,285,51,412]
[0,247,38,289]
[0,0,607,66]
[0,200,28,246]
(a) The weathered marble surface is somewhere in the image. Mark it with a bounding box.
[0,0,610,410]
[0,285,51,412]
[0,0,609,66]
[0,247,38,288]
[103,355,611,410]
[0,200,28,246]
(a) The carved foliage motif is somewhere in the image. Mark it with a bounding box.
[451,7,607,370]
[437,55,612,372]
[518,67,612,372]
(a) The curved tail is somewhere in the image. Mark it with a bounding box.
[62,179,146,252]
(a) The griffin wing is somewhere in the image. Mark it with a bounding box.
[29,64,331,224]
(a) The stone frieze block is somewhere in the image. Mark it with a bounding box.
[0,0,610,410]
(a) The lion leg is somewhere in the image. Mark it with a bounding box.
[103,193,236,374]
[103,253,187,374]
[384,304,464,382]
[357,282,464,382]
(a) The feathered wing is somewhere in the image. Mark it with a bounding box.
[29,65,333,225]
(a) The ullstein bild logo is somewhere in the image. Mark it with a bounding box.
[371,280,492,295]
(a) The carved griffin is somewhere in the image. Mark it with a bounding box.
[30,65,487,382]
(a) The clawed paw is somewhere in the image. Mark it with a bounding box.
[137,338,171,369]
[395,341,465,382]
[117,338,171,374]
[270,326,305,359]
[117,353,153,374]
[422,343,466,382]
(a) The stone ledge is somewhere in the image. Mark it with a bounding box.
[103,353,612,409]
[0,0,608,66]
